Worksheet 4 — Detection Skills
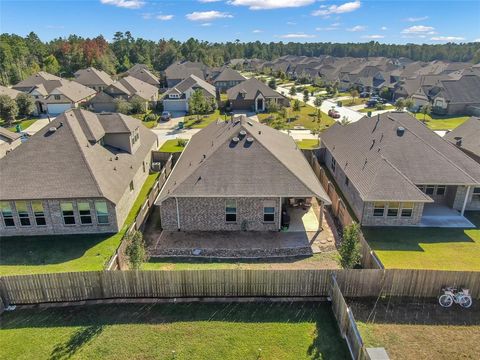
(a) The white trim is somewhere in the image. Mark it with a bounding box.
[175,197,181,230]
[461,186,471,216]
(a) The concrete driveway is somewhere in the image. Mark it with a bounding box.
[23,118,53,135]
[155,112,185,130]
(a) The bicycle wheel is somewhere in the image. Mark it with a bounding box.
[459,295,473,308]
[439,294,453,307]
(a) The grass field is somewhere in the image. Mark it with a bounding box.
[296,139,321,150]
[0,118,37,132]
[159,139,188,153]
[359,105,395,113]
[0,173,160,276]
[413,113,470,130]
[363,212,480,271]
[258,103,335,131]
[339,98,366,106]
[184,110,225,128]
[143,253,340,270]
[0,302,349,360]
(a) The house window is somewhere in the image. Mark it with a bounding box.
[32,201,46,226]
[373,202,385,217]
[401,202,414,217]
[54,95,61,100]
[345,176,349,186]
[95,201,109,224]
[473,187,480,197]
[78,202,92,224]
[225,199,237,222]
[1,201,15,227]
[15,201,31,226]
[387,202,399,217]
[417,185,424,192]
[436,186,446,196]
[61,202,76,225]
[425,185,435,195]
[331,157,336,173]
[263,206,275,222]
[129,181,134,192]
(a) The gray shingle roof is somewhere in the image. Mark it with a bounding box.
[157,117,330,204]
[214,68,246,83]
[0,85,22,99]
[0,127,21,141]
[165,75,216,97]
[435,75,480,103]
[321,112,480,202]
[118,76,158,100]
[74,67,114,87]
[127,64,160,86]
[0,109,157,203]
[444,117,480,157]
[227,78,285,101]
[165,62,205,81]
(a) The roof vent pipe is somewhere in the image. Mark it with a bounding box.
[396,126,405,137]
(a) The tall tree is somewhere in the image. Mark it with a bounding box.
[0,95,19,125]
[16,93,36,117]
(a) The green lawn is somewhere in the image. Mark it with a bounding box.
[0,302,349,360]
[359,105,395,113]
[339,98,367,106]
[0,118,37,132]
[363,212,480,271]
[130,113,158,129]
[296,139,321,150]
[0,173,160,276]
[159,139,188,153]
[258,103,335,131]
[413,113,470,130]
[184,110,225,129]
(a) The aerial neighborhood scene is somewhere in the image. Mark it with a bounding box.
[1,0,480,359]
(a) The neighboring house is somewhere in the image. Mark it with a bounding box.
[0,127,21,158]
[163,75,216,113]
[212,68,246,92]
[0,85,22,100]
[444,117,480,163]
[89,76,158,113]
[126,64,160,87]
[164,61,207,88]
[13,72,96,115]
[0,109,158,236]
[227,78,289,112]
[431,75,480,115]
[320,112,480,227]
[73,67,114,92]
[156,116,331,231]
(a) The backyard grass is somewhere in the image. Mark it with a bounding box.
[0,173,160,276]
[359,105,395,113]
[258,103,335,131]
[296,139,321,150]
[158,139,188,153]
[143,253,340,270]
[413,113,470,130]
[0,302,349,360]
[184,109,225,128]
[0,118,37,132]
[363,212,480,271]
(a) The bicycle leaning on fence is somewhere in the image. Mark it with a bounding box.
[438,287,473,308]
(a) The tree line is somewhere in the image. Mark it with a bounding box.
[1,31,479,85]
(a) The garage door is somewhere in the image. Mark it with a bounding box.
[163,99,187,112]
[47,103,72,115]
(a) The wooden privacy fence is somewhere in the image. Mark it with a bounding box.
[1,269,479,306]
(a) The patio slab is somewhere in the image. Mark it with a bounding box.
[419,204,475,228]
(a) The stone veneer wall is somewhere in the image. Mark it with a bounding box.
[452,185,480,211]
[0,198,118,236]
[361,202,424,227]
[160,196,281,231]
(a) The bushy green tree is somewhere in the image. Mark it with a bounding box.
[0,95,18,125]
[395,98,405,111]
[16,93,36,117]
[303,89,309,102]
[349,89,359,105]
[404,98,414,111]
[129,96,146,114]
[420,103,432,121]
[293,99,301,112]
[114,98,132,114]
[289,86,297,96]
[268,78,277,89]
[43,54,60,74]
[339,223,361,269]
[188,89,216,119]
[125,230,148,270]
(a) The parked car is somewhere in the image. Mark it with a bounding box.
[160,111,171,121]
[371,96,386,104]
[328,108,341,119]
[366,100,378,107]
[359,92,371,98]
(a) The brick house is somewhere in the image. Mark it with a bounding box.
[227,78,289,112]
[156,116,331,232]
[320,112,480,227]
[0,109,157,236]
[444,116,480,163]
[212,68,246,93]
[163,75,216,113]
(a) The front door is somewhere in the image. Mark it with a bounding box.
[256,98,264,112]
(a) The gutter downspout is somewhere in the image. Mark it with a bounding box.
[278,197,282,230]
[461,186,471,217]
[175,197,180,231]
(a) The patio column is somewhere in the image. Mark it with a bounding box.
[461,186,471,216]
[319,199,324,230]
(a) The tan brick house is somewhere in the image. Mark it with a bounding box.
[156,117,331,232]
[0,109,157,236]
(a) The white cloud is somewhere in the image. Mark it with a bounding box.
[156,14,174,21]
[405,16,428,22]
[362,34,385,39]
[201,22,212,26]
[431,36,465,42]
[186,11,233,21]
[287,21,297,25]
[252,29,263,33]
[331,22,341,27]
[229,0,315,10]
[347,25,366,32]
[381,26,387,31]
[312,1,361,17]
[100,0,144,9]
[401,25,435,34]
[277,33,316,39]
[474,38,480,42]
[199,0,222,2]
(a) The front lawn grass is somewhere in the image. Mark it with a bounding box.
[258,103,335,131]
[0,173,160,276]
[359,105,395,113]
[339,98,366,106]
[363,212,480,271]
[159,139,188,153]
[296,139,321,150]
[413,113,470,130]
[0,118,37,132]
[184,109,224,128]
[0,302,349,360]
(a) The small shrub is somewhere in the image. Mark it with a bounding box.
[125,230,149,269]
[339,223,361,269]
[177,138,188,147]
[144,113,157,121]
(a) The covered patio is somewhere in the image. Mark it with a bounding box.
[419,204,475,228]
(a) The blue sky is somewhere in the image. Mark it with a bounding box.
[1,0,479,44]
